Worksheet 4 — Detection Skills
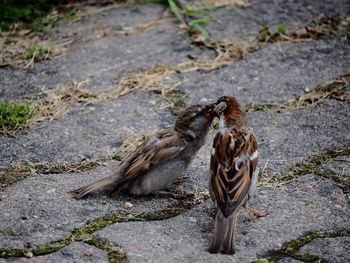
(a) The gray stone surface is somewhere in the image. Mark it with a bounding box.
[0,163,177,248]
[0,7,212,100]
[177,38,350,105]
[251,100,350,176]
[51,3,166,39]
[95,175,349,262]
[1,1,349,262]
[0,91,174,170]
[207,0,350,40]
[0,242,108,263]
[300,237,350,263]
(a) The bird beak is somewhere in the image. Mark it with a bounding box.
[214,101,227,117]
[210,102,227,130]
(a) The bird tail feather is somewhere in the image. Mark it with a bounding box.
[69,173,122,199]
[209,208,237,255]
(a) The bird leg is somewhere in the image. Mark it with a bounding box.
[243,204,268,221]
[153,191,194,200]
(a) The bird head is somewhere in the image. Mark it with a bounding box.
[174,103,217,140]
[215,96,246,126]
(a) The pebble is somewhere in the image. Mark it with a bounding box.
[47,188,56,194]
[123,201,133,209]
[84,248,93,256]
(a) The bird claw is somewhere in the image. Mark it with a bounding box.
[243,205,269,221]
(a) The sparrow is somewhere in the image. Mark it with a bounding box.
[70,103,220,199]
[209,96,268,255]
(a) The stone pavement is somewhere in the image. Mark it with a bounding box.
[0,0,349,262]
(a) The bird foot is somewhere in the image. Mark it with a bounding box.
[154,191,194,200]
[244,205,269,221]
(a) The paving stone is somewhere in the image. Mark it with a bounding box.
[0,163,178,249]
[299,237,350,263]
[251,99,350,176]
[52,3,166,39]
[0,91,174,170]
[178,38,350,105]
[95,174,349,263]
[207,0,350,40]
[0,242,108,263]
[0,17,212,100]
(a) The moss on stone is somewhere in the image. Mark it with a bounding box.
[261,230,350,262]
[263,147,350,185]
[0,193,206,260]
[85,237,127,263]
[0,239,69,258]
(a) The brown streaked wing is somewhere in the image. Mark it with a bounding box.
[117,131,187,187]
[210,127,258,217]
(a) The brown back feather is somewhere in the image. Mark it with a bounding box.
[210,126,258,217]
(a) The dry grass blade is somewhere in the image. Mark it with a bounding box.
[256,15,350,44]
[0,31,63,68]
[191,0,249,8]
[246,72,350,113]
[0,158,107,189]
[280,72,350,110]
[118,18,169,36]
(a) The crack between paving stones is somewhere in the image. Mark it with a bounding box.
[0,155,116,190]
[254,229,350,263]
[245,72,350,113]
[258,147,350,201]
[0,193,208,260]
[83,237,127,263]
[0,132,147,190]
[2,146,349,198]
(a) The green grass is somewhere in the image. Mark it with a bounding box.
[24,44,54,61]
[0,100,36,128]
[150,0,211,41]
[30,9,78,31]
[278,23,286,34]
[0,0,78,31]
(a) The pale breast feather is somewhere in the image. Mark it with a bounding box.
[250,150,259,160]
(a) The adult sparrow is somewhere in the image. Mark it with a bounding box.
[70,103,219,199]
[209,96,268,254]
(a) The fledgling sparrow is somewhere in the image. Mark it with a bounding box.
[70,103,219,199]
[209,96,268,255]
